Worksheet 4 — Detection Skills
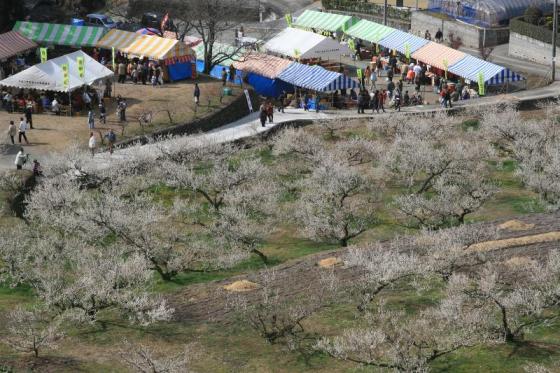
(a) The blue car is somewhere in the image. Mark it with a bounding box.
[85,14,117,29]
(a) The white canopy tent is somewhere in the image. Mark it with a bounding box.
[0,50,113,92]
[264,27,351,60]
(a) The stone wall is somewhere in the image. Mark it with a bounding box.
[509,32,557,73]
[411,11,509,49]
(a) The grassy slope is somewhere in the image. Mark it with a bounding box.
[0,118,557,372]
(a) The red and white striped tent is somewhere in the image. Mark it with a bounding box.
[0,31,38,61]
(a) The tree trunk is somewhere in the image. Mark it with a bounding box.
[252,248,268,264]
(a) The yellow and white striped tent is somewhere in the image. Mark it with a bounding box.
[96,29,194,65]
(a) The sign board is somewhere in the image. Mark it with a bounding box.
[244,89,253,113]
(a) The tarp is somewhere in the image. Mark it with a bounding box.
[167,61,192,81]
[277,62,358,92]
[344,19,394,43]
[411,42,466,71]
[233,54,293,79]
[379,30,430,55]
[97,29,194,65]
[245,73,294,98]
[0,31,38,61]
[487,69,525,85]
[0,50,113,92]
[195,60,242,84]
[13,21,106,47]
[294,10,355,33]
[264,28,351,60]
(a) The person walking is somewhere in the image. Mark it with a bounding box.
[259,104,267,127]
[394,88,401,112]
[370,68,378,90]
[266,101,274,123]
[194,83,200,106]
[117,61,126,83]
[221,68,228,86]
[18,117,29,144]
[7,120,16,144]
[378,90,386,113]
[88,132,96,157]
[32,159,42,176]
[445,88,452,108]
[371,90,379,113]
[87,110,95,129]
[105,129,116,155]
[229,64,236,84]
[278,90,286,113]
[14,147,27,170]
[435,28,443,43]
[24,103,33,129]
[99,101,106,124]
[119,99,127,122]
[357,90,364,114]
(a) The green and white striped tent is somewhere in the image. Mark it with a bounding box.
[344,19,394,43]
[13,21,107,48]
[294,10,356,33]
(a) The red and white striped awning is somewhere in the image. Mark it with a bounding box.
[0,31,38,61]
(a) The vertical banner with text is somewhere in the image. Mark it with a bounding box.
[40,48,48,63]
[478,72,485,96]
[61,63,69,90]
[443,59,448,80]
[77,56,85,78]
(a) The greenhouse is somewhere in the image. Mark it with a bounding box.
[427,0,554,27]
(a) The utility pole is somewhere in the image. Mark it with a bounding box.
[553,0,558,80]
[384,0,388,25]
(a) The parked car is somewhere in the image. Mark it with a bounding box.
[85,14,117,29]
[141,12,174,32]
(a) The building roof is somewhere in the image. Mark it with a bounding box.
[0,31,38,60]
[233,54,293,79]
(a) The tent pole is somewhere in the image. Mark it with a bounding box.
[68,91,72,117]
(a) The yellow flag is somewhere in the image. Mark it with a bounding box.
[40,48,47,63]
[478,72,485,96]
[61,63,69,90]
[405,43,411,59]
[77,56,85,78]
[285,14,292,27]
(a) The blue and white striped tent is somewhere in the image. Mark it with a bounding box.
[277,62,358,92]
[487,68,525,85]
[448,55,524,85]
[378,30,430,55]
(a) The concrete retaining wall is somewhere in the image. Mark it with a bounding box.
[509,32,557,73]
[411,11,509,49]
[114,88,261,149]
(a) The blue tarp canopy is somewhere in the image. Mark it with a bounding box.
[448,55,524,85]
[277,63,358,92]
[195,60,242,84]
[168,62,193,81]
[379,30,430,55]
[245,73,294,97]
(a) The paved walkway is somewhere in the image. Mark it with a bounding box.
[91,80,560,167]
[3,81,559,172]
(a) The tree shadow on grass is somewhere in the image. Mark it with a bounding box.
[508,339,560,360]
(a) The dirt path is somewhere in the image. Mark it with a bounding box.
[169,212,560,323]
